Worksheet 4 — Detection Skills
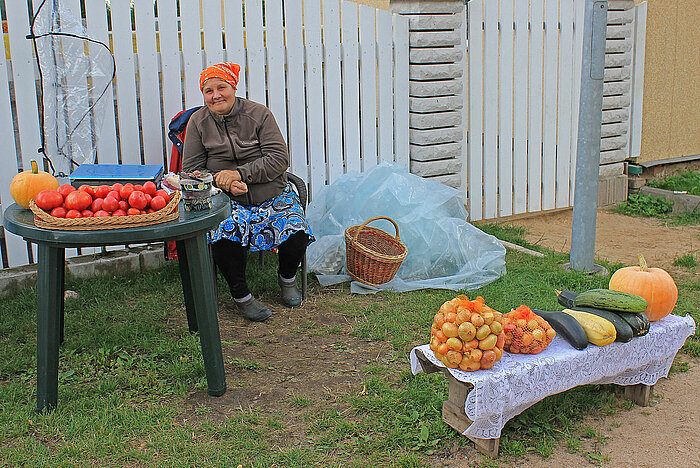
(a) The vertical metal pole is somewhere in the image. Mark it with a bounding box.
[570,0,608,272]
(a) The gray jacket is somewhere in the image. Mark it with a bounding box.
[182,98,289,205]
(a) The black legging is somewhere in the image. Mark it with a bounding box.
[211,231,309,299]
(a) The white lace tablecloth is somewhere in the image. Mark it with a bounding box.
[409,314,696,439]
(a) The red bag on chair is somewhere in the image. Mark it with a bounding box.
[165,106,202,260]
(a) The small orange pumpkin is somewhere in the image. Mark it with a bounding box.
[10,160,59,209]
[609,254,678,321]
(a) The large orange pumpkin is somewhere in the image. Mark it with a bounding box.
[609,254,678,321]
[10,160,59,209]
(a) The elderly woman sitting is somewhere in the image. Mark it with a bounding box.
[182,62,314,322]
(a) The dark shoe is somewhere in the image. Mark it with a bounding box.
[278,277,302,308]
[235,297,272,322]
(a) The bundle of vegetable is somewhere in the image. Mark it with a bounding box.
[429,295,506,371]
[502,305,556,354]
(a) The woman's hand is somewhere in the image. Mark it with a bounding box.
[215,170,248,195]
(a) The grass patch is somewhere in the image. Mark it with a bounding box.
[647,170,700,196]
[1,226,697,466]
[673,252,698,269]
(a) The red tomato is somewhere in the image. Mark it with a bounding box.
[145,193,152,205]
[126,207,141,216]
[111,183,124,192]
[106,190,121,201]
[65,190,93,211]
[134,184,144,192]
[94,185,111,199]
[81,209,94,218]
[65,209,82,219]
[150,195,167,211]
[102,196,119,213]
[50,207,67,218]
[90,198,104,212]
[155,189,171,204]
[142,181,157,196]
[93,210,110,217]
[34,190,64,211]
[128,190,148,210]
[111,209,126,217]
[57,184,76,198]
[119,185,134,200]
[118,200,129,211]
[78,185,95,197]
[146,208,155,214]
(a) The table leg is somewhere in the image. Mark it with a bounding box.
[179,234,226,397]
[175,240,198,333]
[36,244,65,413]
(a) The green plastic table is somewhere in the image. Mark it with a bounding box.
[3,193,231,412]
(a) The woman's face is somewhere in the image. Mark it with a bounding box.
[202,78,236,115]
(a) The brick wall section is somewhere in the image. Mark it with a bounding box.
[598,0,635,205]
[390,0,466,189]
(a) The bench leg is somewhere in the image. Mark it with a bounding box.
[623,383,653,407]
[442,373,499,458]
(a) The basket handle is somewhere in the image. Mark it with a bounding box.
[352,216,400,243]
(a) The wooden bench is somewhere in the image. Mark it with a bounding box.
[413,348,654,458]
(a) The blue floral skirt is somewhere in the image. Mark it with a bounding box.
[209,183,314,252]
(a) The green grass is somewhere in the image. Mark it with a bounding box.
[613,193,674,218]
[0,230,698,466]
[647,170,700,196]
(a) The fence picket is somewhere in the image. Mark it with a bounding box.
[323,0,344,184]
[0,20,29,268]
[341,1,361,174]
[541,0,559,210]
[202,0,224,65]
[528,0,544,213]
[180,0,203,108]
[265,0,288,144]
[556,0,574,208]
[358,5,378,170]
[498,0,514,217]
[570,0,586,203]
[483,1,499,220]
[223,2,246,96]
[84,0,119,164]
[157,0,185,158]
[467,0,484,221]
[304,0,326,195]
[377,10,394,164]
[244,0,265,104]
[133,0,165,166]
[284,3,308,179]
[513,0,529,215]
[110,0,141,164]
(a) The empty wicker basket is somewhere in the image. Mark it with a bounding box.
[344,216,408,286]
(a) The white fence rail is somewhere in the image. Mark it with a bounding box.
[466,0,585,221]
[0,0,410,269]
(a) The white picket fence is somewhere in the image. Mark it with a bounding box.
[466,0,586,221]
[0,0,410,269]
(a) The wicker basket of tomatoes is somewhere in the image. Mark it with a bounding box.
[29,182,181,230]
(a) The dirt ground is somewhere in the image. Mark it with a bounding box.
[182,209,699,467]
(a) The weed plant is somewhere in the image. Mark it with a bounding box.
[1,226,698,466]
[613,193,674,218]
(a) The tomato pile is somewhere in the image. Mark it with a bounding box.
[429,295,506,371]
[33,182,172,219]
[502,305,556,354]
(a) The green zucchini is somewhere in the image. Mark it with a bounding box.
[555,289,579,309]
[570,306,634,343]
[572,288,647,313]
[532,309,588,350]
[612,310,650,337]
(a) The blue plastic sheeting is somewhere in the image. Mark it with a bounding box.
[306,162,506,293]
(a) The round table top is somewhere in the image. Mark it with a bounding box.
[3,192,231,247]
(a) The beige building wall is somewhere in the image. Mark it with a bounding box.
[351,0,390,9]
[636,0,700,163]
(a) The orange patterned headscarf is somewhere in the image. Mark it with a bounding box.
[199,62,241,90]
